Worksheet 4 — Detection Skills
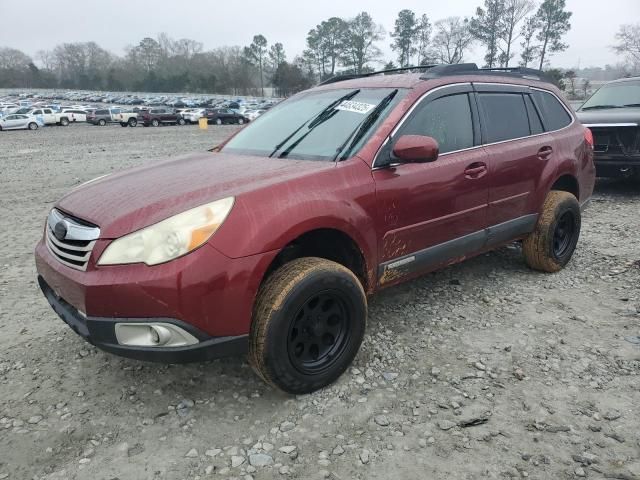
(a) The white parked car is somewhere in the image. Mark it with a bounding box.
[245,109,266,121]
[61,109,88,122]
[0,114,44,131]
[182,108,205,124]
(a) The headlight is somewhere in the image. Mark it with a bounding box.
[98,197,234,266]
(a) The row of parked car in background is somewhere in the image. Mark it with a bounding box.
[0,90,278,131]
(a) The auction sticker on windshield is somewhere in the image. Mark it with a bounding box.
[336,100,376,115]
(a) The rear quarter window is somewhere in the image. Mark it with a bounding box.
[532,90,573,132]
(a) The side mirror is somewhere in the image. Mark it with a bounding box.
[392,135,439,163]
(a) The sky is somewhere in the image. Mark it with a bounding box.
[0,0,638,69]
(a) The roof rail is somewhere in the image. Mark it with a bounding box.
[318,63,552,86]
[420,63,551,82]
[318,65,438,86]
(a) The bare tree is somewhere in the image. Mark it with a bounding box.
[613,23,640,70]
[430,17,474,65]
[499,0,535,67]
[35,50,55,70]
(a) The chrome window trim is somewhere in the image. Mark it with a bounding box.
[583,123,638,128]
[372,82,576,170]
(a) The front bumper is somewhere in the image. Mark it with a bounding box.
[594,154,640,177]
[38,276,248,363]
[35,237,278,338]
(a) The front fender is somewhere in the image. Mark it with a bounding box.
[210,159,378,283]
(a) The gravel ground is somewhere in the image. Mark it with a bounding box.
[1,124,639,480]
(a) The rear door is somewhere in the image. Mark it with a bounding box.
[373,84,490,282]
[475,84,554,230]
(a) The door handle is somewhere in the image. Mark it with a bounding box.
[538,146,553,160]
[464,162,487,179]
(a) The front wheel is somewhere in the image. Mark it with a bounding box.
[60,118,69,126]
[128,118,138,127]
[151,119,160,127]
[28,122,38,130]
[177,118,186,126]
[215,118,222,125]
[238,118,244,125]
[523,191,581,273]
[98,119,106,126]
[249,257,367,394]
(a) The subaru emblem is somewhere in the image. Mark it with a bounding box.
[54,221,68,241]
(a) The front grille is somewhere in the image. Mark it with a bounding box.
[45,209,100,271]
[590,126,640,155]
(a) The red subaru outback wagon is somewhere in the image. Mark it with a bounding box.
[36,64,595,394]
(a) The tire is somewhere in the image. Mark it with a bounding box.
[151,119,160,127]
[60,118,69,126]
[523,191,581,273]
[249,257,367,394]
[177,118,186,126]
[128,118,137,127]
[238,118,244,125]
[215,118,222,125]
[98,119,106,126]
[28,122,38,130]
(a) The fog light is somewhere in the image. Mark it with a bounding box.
[115,322,199,347]
[150,327,160,345]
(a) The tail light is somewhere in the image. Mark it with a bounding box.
[584,127,594,149]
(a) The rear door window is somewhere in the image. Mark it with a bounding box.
[399,93,475,154]
[532,90,572,132]
[478,93,530,143]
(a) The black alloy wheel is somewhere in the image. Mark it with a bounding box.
[287,291,351,375]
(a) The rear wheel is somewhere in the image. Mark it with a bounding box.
[28,122,38,130]
[60,118,69,126]
[98,119,106,126]
[128,118,137,127]
[523,191,581,273]
[249,257,367,394]
[215,118,222,125]
[238,118,244,125]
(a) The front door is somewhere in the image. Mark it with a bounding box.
[373,85,490,284]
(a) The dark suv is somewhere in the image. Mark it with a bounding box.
[138,108,186,127]
[35,64,594,394]
[576,77,640,179]
[205,108,248,125]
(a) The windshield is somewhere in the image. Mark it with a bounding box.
[581,80,640,110]
[222,88,406,161]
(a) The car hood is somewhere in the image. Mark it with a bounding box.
[577,107,640,125]
[56,151,335,238]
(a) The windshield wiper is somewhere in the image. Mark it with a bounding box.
[581,104,623,110]
[334,89,398,161]
[268,89,360,158]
